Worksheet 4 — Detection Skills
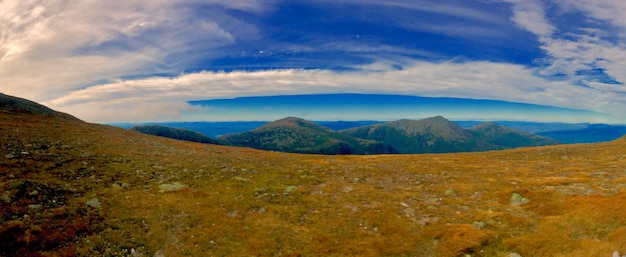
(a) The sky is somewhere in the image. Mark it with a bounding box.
[2,0,626,123]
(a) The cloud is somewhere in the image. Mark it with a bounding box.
[500,0,626,92]
[0,0,261,101]
[44,60,622,122]
[502,0,555,38]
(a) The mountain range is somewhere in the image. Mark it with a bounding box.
[218,116,560,154]
[218,117,397,154]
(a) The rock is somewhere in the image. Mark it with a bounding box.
[613,251,619,257]
[472,220,486,230]
[444,189,456,196]
[86,198,102,209]
[159,182,186,193]
[4,154,15,159]
[28,204,43,210]
[509,253,522,257]
[284,185,298,194]
[510,192,530,206]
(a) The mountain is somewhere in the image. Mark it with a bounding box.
[341,116,489,153]
[341,116,559,153]
[467,122,560,148]
[218,117,397,154]
[3,93,626,256]
[0,93,79,120]
[130,125,220,144]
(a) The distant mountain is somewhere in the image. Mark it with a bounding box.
[340,116,493,153]
[0,93,79,120]
[218,117,397,154]
[467,122,560,148]
[131,125,220,144]
[341,116,559,153]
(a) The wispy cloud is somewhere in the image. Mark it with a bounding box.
[0,0,260,100]
[501,0,626,93]
[502,0,555,38]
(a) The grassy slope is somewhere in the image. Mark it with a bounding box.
[2,114,626,256]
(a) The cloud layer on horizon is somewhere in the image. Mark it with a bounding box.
[2,0,626,122]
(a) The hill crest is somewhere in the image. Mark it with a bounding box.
[0,93,79,120]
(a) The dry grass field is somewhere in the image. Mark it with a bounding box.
[2,113,626,256]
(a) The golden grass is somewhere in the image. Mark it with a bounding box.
[2,114,626,256]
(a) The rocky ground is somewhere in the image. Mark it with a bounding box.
[2,113,626,256]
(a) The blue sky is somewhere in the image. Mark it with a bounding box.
[2,0,626,123]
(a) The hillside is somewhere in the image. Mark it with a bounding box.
[218,117,396,154]
[3,94,626,256]
[0,93,78,120]
[467,122,560,148]
[131,125,220,144]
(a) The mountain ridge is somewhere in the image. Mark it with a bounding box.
[219,117,397,154]
[221,116,560,154]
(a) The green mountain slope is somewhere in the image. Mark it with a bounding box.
[340,116,494,153]
[219,117,396,154]
[467,122,560,148]
[341,116,559,153]
[131,125,220,144]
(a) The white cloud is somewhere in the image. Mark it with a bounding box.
[559,0,626,30]
[501,0,555,38]
[43,60,623,123]
[500,0,626,95]
[0,0,257,101]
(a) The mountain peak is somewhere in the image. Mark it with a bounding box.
[257,116,332,132]
[0,93,79,120]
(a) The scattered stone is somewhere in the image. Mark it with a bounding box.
[402,207,415,217]
[86,198,102,209]
[28,204,43,210]
[233,176,252,183]
[444,189,456,196]
[472,221,486,230]
[284,185,298,194]
[509,253,522,257]
[112,182,131,189]
[159,182,186,193]
[30,190,39,196]
[510,192,530,206]
[4,154,15,159]
[21,151,29,155]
